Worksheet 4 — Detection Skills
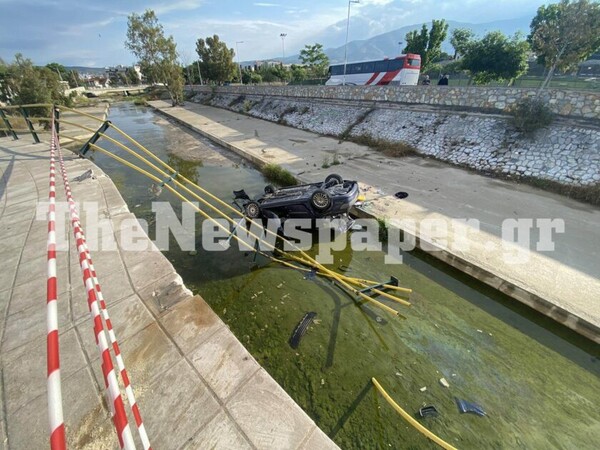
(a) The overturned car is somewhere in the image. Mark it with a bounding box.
[234,174,360,221]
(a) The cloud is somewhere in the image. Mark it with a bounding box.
[253,2,280,6]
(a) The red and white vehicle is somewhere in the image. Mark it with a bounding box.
[325,54,421,86]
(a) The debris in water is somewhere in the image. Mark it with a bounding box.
[394,191,408,199]
[455,398,486,416]
[303,269,317,280]
[439,378,450,388]
[477,329,483,333]
[418,405,439,418]
[149,183,162,197]
[321,378,325,386]
[289,312,317,349]
[419,387,427,392]
[277,283,283,288]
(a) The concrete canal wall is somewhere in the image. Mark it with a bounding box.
[190,87,600,188]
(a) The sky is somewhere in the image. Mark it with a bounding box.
[0,0,549,68]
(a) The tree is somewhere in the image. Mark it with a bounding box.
[403,20,449,71]
[460,31,529,84]
[0,54,71,115]
[299,43,329,78]
[529,0,600,90]
[450,28,475,59]
[67,70,81,88]
[125,9,184,105]
[46,63,68,81]
[271,64,290,82]
[290,64,308,83]
[195,35,237,84]
[125,67,141,85]
[241,69,262,85]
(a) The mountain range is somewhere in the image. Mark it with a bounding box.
[246,16,532,66]
[68,16,534,73]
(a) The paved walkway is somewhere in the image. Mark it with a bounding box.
[149,100,600,343]
[0,134,337,449]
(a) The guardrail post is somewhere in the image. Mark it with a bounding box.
[20,107,40,144]
[54,107,60,137]
[79,120,111,156]
[0,109,18,140]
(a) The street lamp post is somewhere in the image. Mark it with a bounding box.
[280,33,287,62]
[343,0,360,86]
[235,41,244,84]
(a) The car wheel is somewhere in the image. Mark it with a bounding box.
[244,201,261,219]
[264,184,276,194]
[325,174,343,185]
[311,189,332,211]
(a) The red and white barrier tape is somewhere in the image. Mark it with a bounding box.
[54,130,136,450]
[47,120,67,450]
[84,247,152,450]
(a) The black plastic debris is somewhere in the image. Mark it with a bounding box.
[394,191,408,199]
[455,398,486,416]
[418,405,439,418]
[289,312,317,349]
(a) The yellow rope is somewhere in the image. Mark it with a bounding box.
[371,378,458,450]
[60,125,412,316]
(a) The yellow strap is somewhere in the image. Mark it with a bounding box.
[371,378,458,450]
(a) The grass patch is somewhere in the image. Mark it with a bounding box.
[262,163,297,186]
[339,108,375,140]
[243,99,254,112]
[321,152,341,168]
[517,176,600,206]
[377,217,388,243]
[350,135,418,157]
[510,98,554,133]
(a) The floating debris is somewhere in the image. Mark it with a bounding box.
[455,398,486,416]
[439,378,450,388]
[149,183,163,197]
[419,387,427,392]
[303,269,317,280]
[418,405,439,418]
[289,312,317,349]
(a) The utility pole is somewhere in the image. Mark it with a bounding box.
[236,41,244,84]
[196,61,203,85]
[280,33,287,62]
[343,0,360,85]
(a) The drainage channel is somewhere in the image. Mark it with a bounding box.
[87,102,600,450]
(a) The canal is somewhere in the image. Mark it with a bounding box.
[91,102,600,449]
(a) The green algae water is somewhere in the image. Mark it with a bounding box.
[93,103,600,449]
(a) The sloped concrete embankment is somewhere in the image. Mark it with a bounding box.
[191,90,600,189]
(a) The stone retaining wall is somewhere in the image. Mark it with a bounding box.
[193,91,600,187]
[193,85,600,120]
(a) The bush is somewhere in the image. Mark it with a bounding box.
[510,98,554,133]
[262,164,297,186]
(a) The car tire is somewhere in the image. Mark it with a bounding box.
[325,174,343,185]
[244,201,261,219]
[311,189,332,211]
[264,184,276,194]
